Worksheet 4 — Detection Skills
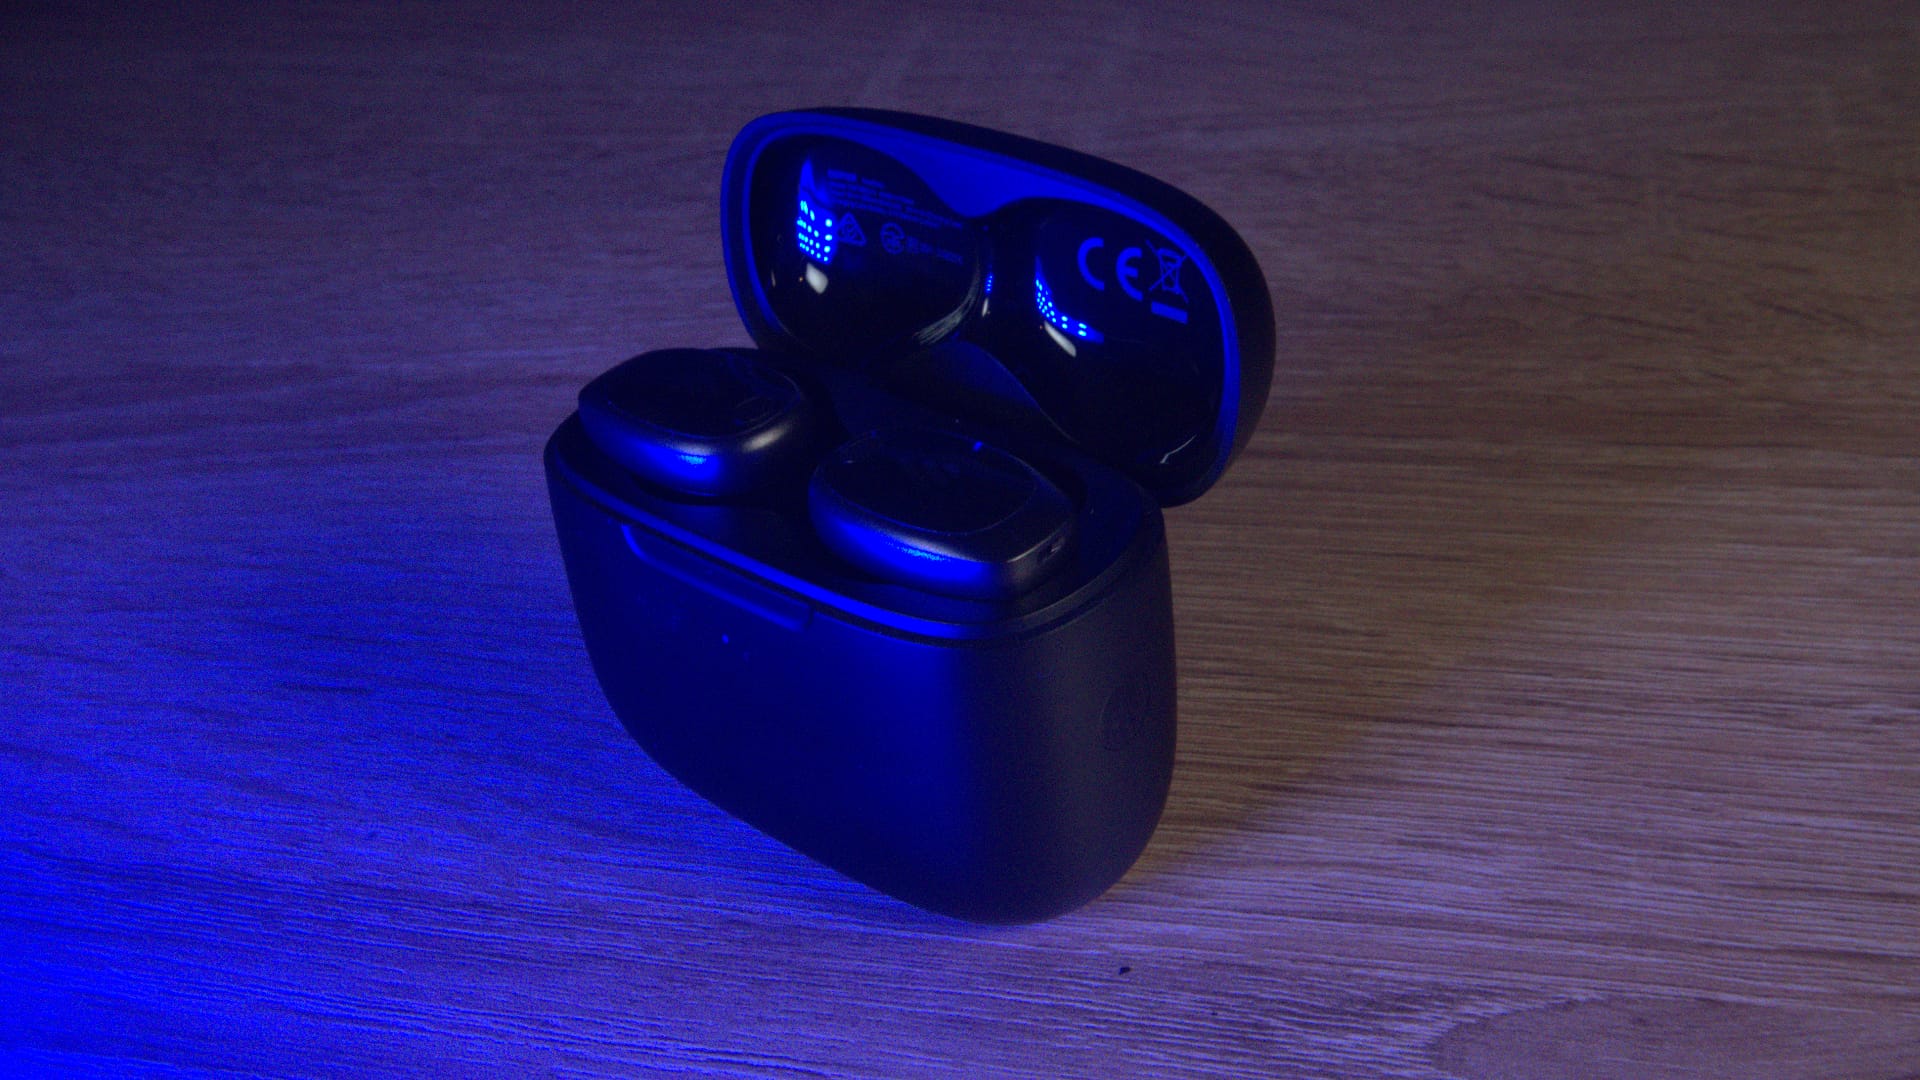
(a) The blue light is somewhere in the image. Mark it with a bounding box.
[1034,264,1101,342]
[796,195,835,265]
[815,509,989,590]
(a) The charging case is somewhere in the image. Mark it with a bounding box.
[545,109,1274,922]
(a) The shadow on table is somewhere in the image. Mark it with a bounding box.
[1123,287,1758,888]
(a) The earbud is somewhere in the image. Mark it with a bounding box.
[578,348,815,497]
[809,428,1076,600]
[576,352,1076,599]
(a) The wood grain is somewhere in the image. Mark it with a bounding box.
[3,2,1916,1077]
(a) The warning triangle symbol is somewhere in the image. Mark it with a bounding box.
[838,211,867,247]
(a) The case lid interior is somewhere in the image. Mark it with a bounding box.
[721,108,1274,506]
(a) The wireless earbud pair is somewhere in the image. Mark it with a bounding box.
[577,347,1075,600]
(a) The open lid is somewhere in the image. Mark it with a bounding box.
[721,108,1274,506]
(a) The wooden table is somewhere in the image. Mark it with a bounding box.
[5,3,1915,1076]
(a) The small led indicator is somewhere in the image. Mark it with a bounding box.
[796,187,835,265]
[1034,263,1102,343]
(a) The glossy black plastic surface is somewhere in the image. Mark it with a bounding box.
[724,108,1275,506]
[809,428,1076,600]
[578,348,815,497]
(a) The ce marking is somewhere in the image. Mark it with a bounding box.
[1077,237,1189,322]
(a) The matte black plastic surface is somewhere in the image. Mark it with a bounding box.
[548,418,1175,923]
[546,109,1273,922]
